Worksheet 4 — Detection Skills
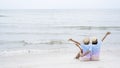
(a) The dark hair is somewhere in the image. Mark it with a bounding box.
[92,40,98,45]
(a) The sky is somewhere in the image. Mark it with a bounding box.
[0,0,120,9]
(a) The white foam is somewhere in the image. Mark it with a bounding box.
[0,49,46,56]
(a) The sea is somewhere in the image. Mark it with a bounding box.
[0,9,120,56]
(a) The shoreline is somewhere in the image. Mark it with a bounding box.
[0,48,120,68]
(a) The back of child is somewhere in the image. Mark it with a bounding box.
[80,43,92,61]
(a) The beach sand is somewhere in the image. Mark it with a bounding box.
[0,47,120,68]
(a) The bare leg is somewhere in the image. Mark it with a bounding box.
[75,51,81,59]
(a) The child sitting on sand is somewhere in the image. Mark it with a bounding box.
[90,32,111,60]
[68,32,111,61]
[68,37,92,61]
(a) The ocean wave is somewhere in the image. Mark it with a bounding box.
[58,26,120,30]
[0,15,7,17]
[0,32,70,35]
[0,40,26,44]
[0,40,68,45]
[0,50,29,56]
[0,48,71,56]
[0,49,49,56]
[24,40,67,45]
[0,23,120,31]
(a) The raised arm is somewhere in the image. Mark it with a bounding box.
[68,38,81,45]
[68,38,83,52]
[101,32,111,42]
[75,43,83,53]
